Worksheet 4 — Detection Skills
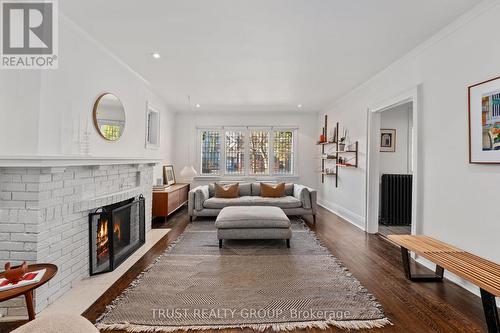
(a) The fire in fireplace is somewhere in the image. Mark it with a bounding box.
[96,218,109,265]
[89,196,145,275]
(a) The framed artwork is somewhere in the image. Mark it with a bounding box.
[468,75,500,163]
[163,165,176,186]
[380,129,396,152]
[145,102,160,149]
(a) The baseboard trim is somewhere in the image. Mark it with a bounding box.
[318,200,365,231]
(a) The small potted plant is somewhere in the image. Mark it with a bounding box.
[338,128,347,151]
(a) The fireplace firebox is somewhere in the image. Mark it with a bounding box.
[89,196,145,275]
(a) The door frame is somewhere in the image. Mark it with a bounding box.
[365,85,422,235]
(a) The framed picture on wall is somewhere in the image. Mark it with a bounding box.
[145,102,160,150]
[163,165,176,186]
[468,75,500,163]
[380,129,396,152]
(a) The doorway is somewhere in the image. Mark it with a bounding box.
[366,86,420,236]
[377,102,413,237]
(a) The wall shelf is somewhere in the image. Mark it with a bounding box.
[332,150,356,154]
[318,116,358,187]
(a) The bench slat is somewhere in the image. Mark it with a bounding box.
[426,253,500,287]
[389,235,463,253]
[388,235,500,297]
[453,252,500,276]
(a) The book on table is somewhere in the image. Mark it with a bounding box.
[0,269,46,292]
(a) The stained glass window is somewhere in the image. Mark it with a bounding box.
[274,131,294,175]
[250,131,269,175]
[225,131,245,175]
[200,128,296,176]
[201,131,221,175]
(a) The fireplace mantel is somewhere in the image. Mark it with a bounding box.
[0,156,161,168]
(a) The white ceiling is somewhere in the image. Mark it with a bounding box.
[61,0,481,113]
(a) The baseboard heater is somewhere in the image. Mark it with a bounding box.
[380,174,412,226]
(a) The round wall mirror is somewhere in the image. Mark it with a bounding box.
[92,93,126,141]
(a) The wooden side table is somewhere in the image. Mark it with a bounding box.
[152,183,190,221]
[0,263,57,320]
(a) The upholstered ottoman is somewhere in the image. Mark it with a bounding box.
[215,206,291,248]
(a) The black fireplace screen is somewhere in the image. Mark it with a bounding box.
[89,196,145,275]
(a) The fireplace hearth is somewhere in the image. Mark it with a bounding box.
[89,196,145,275]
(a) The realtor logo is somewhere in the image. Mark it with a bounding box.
[1,0,58,69]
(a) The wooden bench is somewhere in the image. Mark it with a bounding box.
[388,235,500,333]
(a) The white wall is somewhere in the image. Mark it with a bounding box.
[0,15,175,179]
[0,72,41,155]
[379,103,412,175]
[318,0,500,269]
[174,112,318,188]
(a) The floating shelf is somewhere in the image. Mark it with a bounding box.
[332,150,356,154]
[318,118,358,187]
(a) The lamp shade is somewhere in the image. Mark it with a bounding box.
[180,165,198,179]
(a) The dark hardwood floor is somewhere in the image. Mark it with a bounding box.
[0,206,488,333]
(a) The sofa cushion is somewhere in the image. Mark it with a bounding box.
[208,183,215,197]
[215,206,290,229]
[251,182,261,196]
[260,182,285,197]
[251,182,271,196]
[203,196,302,209]
[251,182,293,196]
[209,182,251,197]
[215,183,239,198]
[238,182,252,196]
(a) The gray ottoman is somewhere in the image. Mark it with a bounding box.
[215,206,291,248]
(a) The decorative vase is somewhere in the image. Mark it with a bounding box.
[320,134,326,142]
[338,143,346,151]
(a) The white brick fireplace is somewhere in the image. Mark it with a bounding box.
[0,157,158,319]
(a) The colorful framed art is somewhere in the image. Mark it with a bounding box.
[468,76,500,163]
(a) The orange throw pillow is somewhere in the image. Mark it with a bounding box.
[214,183,239,198]
[260,182,285,198]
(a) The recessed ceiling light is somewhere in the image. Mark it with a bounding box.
[151,52,161,59]
[195,104,201,108]
[297,104,303,108]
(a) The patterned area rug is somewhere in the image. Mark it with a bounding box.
[97,219,390,332]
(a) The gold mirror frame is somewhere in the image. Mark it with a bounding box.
[92,93,126,141]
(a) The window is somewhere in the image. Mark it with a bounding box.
[101,125,121,141]
[201,130,221,175]
[250,130,269,175]
[273,130,294,175]
[225,131,245,175]
[199,127,296,176]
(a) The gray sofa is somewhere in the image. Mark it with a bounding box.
[188,182,317,223]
